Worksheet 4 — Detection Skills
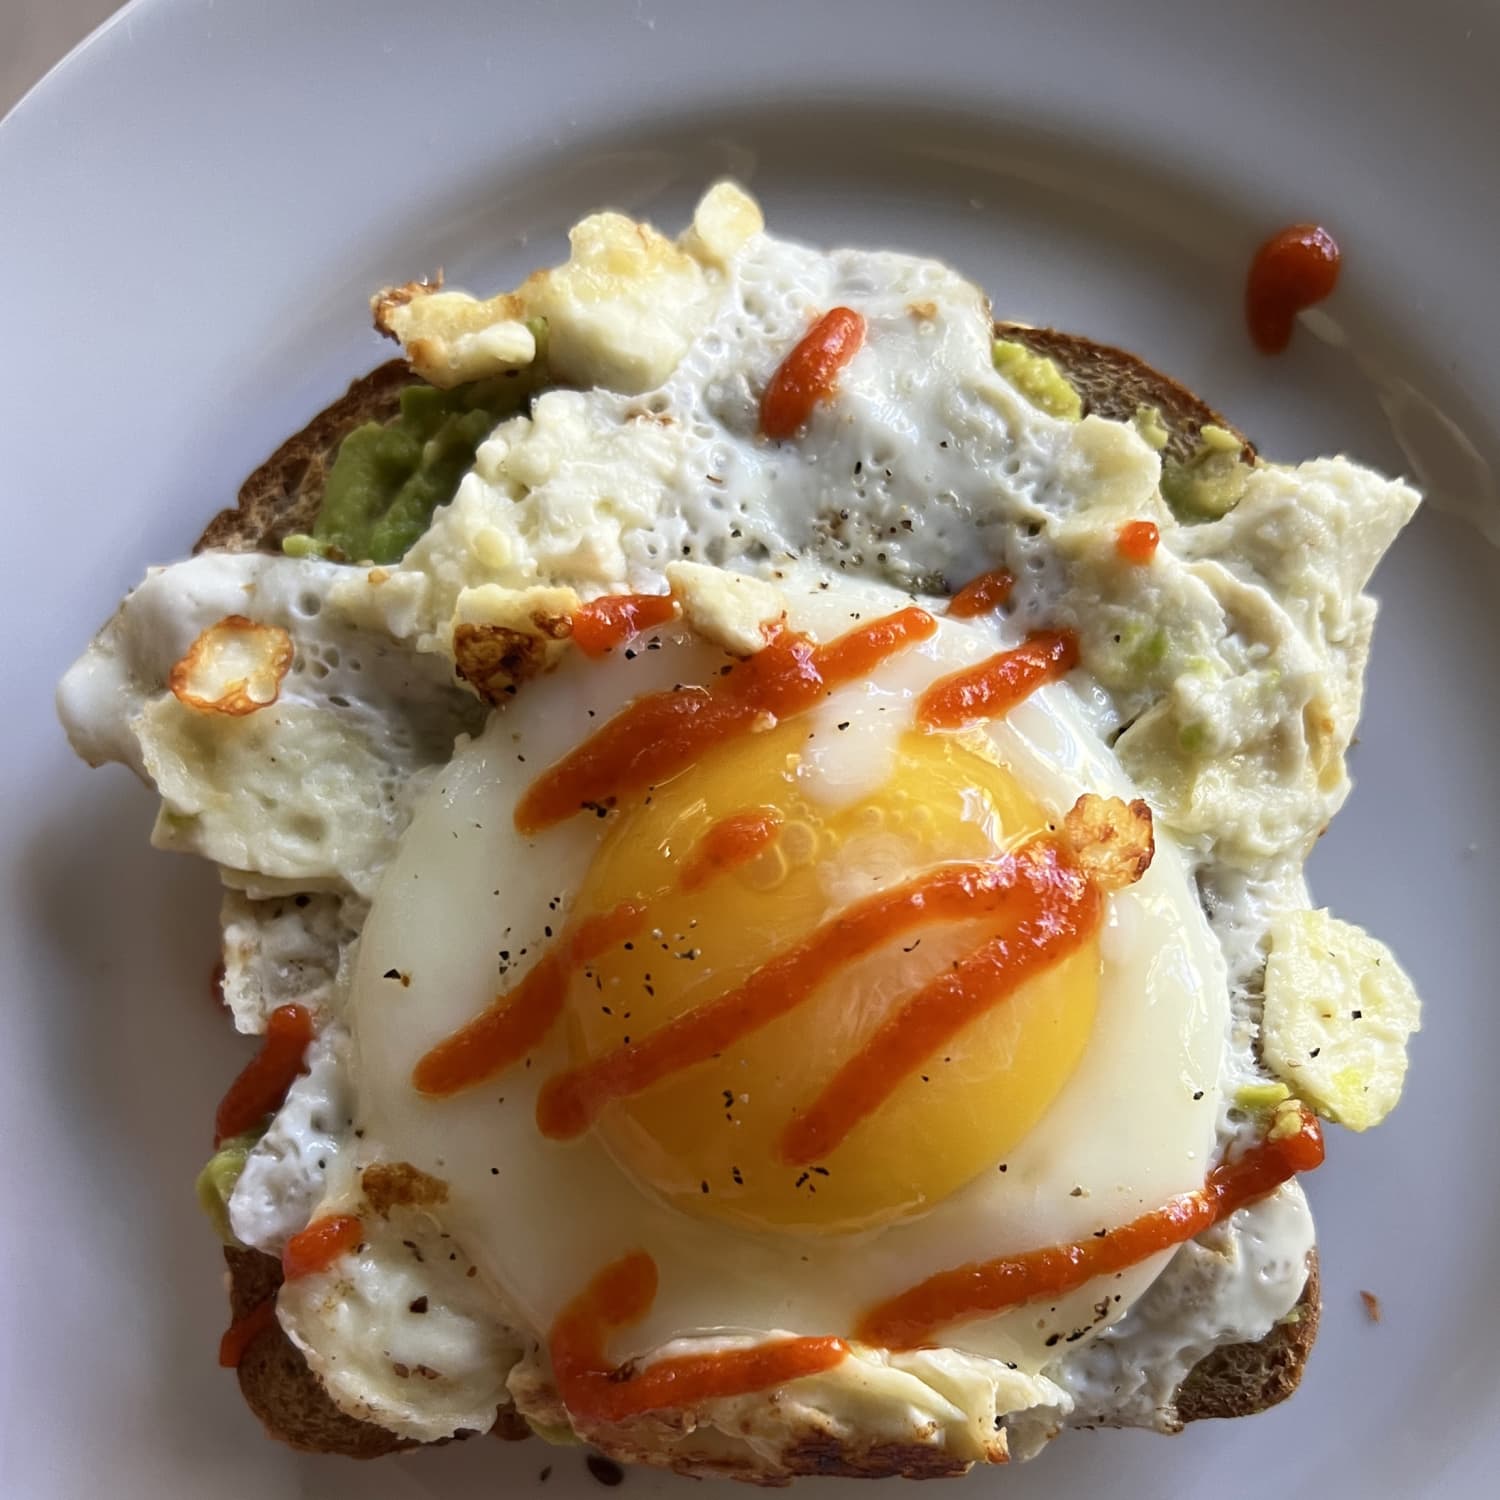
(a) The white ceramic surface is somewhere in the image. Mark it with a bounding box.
[2,3,1497,1497]
[1,0,124,118]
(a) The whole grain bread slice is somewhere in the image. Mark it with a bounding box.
[204,333,1315,1463]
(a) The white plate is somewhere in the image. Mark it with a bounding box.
[3,2,1496,1497]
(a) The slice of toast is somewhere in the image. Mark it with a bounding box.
[203,333,1318,1461]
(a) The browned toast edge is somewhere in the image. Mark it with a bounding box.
[193,360,418,557]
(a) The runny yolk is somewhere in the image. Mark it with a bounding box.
[776,842,1098,1167]
[554,721,1100,1233]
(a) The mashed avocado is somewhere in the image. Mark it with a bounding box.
[1234,1080,1293,1112]
[992,339,1083,421]
[1132,404,1170,451]
[289,370,538,565]
[195,1132,261,1246]
[1161,423,1252,520]
[526,1419,584,1447]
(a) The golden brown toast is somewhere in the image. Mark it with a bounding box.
[202,331,1318,1465]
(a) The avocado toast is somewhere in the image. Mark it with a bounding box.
[195,328,1321,1465]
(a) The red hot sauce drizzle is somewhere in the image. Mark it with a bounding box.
[513,607,936,835]
[412,901,645,1097]
[946,568,1014,618]
[218,1296,278,1369]
[1245,224,1341,355]
[760,307,867,439]
[282,1213,365,1281]
[1115,520,1159,565]
[214,1002,314,1146]
[551,1250,848,1423]
[680,807,784,892]
[776,842,1098,1166]
[571,593,678,659]
[916,631,1078,731]
[857,1106,1326,1349]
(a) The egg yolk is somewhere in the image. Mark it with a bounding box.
[563,719,1100,1233]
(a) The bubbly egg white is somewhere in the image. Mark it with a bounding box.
[351,576,1227,1372]
[59,552,483,899]
[379,226,1155,647]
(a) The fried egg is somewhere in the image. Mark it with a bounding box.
[351,573,1226,1374]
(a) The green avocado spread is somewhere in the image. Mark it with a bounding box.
[992,339,1084,421]
[1132,404,1171,451]
[286,371,535,566]
[195,1131,262,1247]
[1161,423,1252,520]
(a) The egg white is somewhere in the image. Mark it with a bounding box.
[350,574,1226,1374]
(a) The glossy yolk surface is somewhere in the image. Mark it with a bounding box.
[563,719,1100,1233]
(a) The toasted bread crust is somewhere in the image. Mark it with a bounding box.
[223,1246,412,1459]
[222,1247,529,1457]
[1176,1253,1321,1425]
[194,360,416,556]
[992,322,1253,462]
[208,333,1314,1469]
